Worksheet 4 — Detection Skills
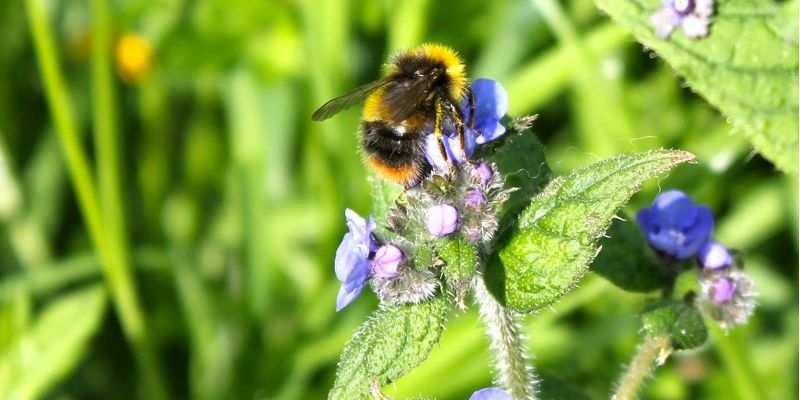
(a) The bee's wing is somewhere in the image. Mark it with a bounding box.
[311,78,392,121]
[382,76,432,123]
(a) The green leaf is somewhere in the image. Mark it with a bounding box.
[641,300,708,350]
[436,238,478,291]
[328,297,450,400]
[0,285,107,399]
[591,212,667,292]
[369,175,403,239]
[483,130,551,230]
[593,0,799,174]
[489,149,695,313]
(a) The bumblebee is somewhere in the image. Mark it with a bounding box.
[312,44,474,187]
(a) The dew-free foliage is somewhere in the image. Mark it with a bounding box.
[490,149,695,313]
[328,297,450,400]
[0,286,107,399]
[591,213,667,292]
[593,0,799,174]
[641,300,708,350]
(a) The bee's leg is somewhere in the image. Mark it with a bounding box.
[434,98,450,165]
[466,87,476,131]
[453,110,468,162]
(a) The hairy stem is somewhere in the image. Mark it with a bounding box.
[612,335,672,400]
[473,276,537,400]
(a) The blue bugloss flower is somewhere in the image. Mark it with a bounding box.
[334,209,377,311]
[469,388,512,400]
[636,190,714,259]
[425,79,508,171]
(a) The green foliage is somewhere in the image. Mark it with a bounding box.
[491,150,694,313]
[483,130,551,230]
[0,286,106,399]
[591,213,667,292]
[0,0,796,398]
[641,300,708,350]
[328,297,450,400]
[437,238,478,291]
[593,0,799,174]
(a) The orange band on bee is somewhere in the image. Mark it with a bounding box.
[367,157,422,186]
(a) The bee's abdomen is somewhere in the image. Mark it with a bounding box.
[361,121,429,187]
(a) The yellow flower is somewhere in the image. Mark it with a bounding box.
[115,33,153,84]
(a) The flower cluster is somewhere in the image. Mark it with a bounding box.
[334,79,515,311]
[650,0,714,39]
[636,190,756,329]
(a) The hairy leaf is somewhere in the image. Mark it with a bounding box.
[483,130,551,230]
[641,300,708,350]
[489,149,695,313]
[593,0,799,174]
[0,285,107,399]
[437,238,478,293]
[328,297,450,399]
[591,212,667,292]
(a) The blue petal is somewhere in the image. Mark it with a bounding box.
[334,233,358,281]
[336,282,365,311]
[423,130,476,171]
[469,388,512,400]
[470,79,508,144]
[674,206,713,258]
[636,208,657,233]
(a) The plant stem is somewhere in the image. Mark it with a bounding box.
[25,0,167,397]
[473,276,536,400]
[612,335,672,400]
[89,1,168,397]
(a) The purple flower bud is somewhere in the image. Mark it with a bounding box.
[636,190,714,259]
[373,245,403,279]
[699,240,733,269]
[473,162,493,186]
[464,190,486,209]
[710,277,736,304]
[426,204,459,237]
[334,209,376,311]
[470,388,512,400]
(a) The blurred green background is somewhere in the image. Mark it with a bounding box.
[0,0,796,399]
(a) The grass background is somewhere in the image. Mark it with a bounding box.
[0,0,796,398]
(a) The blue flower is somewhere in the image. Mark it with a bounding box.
[425,79,509,171]
[636,190,714,259]
[334,209,377,311]
[650,0,714,39]
[469,388,512,400]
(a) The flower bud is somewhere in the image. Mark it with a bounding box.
[699,240,733,270]
[464,189,486,209]
[426,204,459,237]
[372,245,403,279]
[473,162,493,186]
